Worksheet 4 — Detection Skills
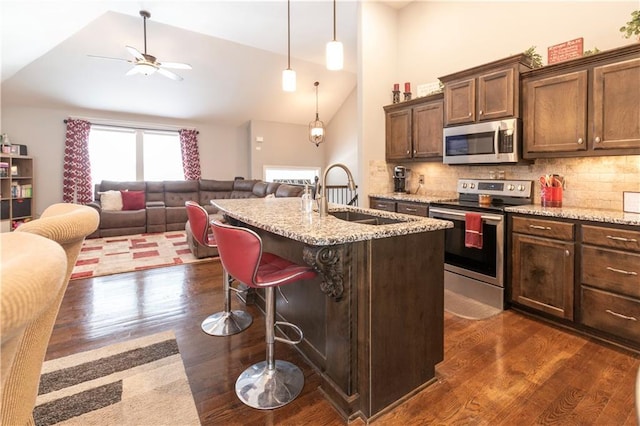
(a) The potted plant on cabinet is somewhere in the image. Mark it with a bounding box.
[620,10,640,40]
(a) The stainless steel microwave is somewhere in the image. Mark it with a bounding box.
[443,118,521,165]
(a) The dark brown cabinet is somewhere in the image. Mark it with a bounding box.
[369,197,429,217]
[1,154,34,232]
[440,54,531,126]
[522,43,640,159]
[384,93,443,161]
[511,216,575,320]
[580,224,640,344]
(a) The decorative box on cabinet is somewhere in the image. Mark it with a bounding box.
[511,216,575,320]
[522,43,640,159]
[383,93,443,161]
[439,53,531,126]
[0,154,34,231]
[580,224,640,345]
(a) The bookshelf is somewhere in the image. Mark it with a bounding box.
[1,154,34,232]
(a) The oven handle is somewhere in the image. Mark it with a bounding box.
[429,207,504,224]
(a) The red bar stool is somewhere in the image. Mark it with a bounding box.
[185,201,252,336]
[211,220,317,409]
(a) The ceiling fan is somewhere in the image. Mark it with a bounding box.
[89,10,192,81]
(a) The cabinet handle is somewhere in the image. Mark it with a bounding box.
[406,150,410,155]
[413,150,417,155]
[594,136,601,143]
[577,138,584,144]
[605,309,637,321]
[404,207,417,212]
[468,113,472,117]
[529,225,551,230]
[479,110,483,115]
[565,250,570,257]
[606,235,638,243]
[606,266,638,276]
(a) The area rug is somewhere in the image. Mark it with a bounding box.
[34,330,200,426]
[71,231,211,280]
[444,289,502,320]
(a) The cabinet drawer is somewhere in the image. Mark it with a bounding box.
[582,224,640,253]
[581,286,640,344]
[581,245,640,298]
[370,199,396,212]
[396,202,428,217]
[512,216,574,241]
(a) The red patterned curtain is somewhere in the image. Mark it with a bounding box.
[63,119,93,204]
[179,129,201,180]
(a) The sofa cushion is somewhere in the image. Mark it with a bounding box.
[99,209,146,229]
[276,184,304,197]
[121,190,145,210]
[99,190,123,211]
[146,181,165,203]
[199,179,234,206]
[164,180,199,207]
[252,181,269,197]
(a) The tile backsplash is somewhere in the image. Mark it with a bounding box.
[371,155,640,210]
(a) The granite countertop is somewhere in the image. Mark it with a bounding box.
[505,205,640,227]
[369,192,458,204]
[211,198,453,246]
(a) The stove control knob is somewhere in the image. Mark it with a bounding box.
[470,183,476,189]
[462,182,468,189]
[507,184,515,191]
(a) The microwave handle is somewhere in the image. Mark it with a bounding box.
[494,126,500,154]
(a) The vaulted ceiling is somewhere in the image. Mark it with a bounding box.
[1,1,406,127]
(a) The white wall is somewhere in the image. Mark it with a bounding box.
[1,105,250,216]
[397,1,637,87]
[324,87,358,185]
[249,120,326,180]
[359,1,399,205]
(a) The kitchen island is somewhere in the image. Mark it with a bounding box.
[211,197,452,422]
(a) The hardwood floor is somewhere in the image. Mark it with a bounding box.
[47,260,640,425]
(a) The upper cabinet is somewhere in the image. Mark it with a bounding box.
[439,54,532,126]
[522,43,640,159]
[384,93,444,161]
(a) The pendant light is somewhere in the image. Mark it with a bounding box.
[282,0,296,92]
[309,82,325,147]
[325,0,343,70]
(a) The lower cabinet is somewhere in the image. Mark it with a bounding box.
[510,215,640,350]
[511,216,575,320]
[369,197,429,217]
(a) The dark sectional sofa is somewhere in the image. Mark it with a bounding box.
[87,179,304,251]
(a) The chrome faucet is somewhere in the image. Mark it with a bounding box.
[318,163,357,217]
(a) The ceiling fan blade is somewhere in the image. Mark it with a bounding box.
[126,46,145,60]
[88,54,131,63]
[156,68,183,81]
[157,61,192,70]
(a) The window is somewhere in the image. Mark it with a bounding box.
[88,126,183,184]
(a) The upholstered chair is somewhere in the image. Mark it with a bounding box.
[2,203,99,425]
[1,232,67,422]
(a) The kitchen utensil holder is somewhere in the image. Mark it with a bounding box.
[541,186,562,207]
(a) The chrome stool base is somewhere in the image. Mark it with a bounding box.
[201,310,252,336]
[235,360,304,410]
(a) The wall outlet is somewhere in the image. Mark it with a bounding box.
[419,175,425,184]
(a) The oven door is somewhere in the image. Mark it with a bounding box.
[428,207,504,287]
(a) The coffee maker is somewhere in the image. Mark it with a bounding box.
[393,166,408,193]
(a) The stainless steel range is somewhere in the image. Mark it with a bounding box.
[429,179,533,310]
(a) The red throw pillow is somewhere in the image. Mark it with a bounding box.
[120,190,145,210]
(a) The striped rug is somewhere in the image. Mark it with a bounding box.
[71,231,210,280]
[34,331,200,426]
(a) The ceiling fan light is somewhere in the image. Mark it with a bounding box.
[326,41,343,71]
[282,68,296,92]
[136,62,157,76]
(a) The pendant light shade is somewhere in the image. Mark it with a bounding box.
[283,0,296,92]
[326,0,343,70]
[309,82,325,147]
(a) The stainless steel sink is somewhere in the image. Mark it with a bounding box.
[329,211,407,225]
